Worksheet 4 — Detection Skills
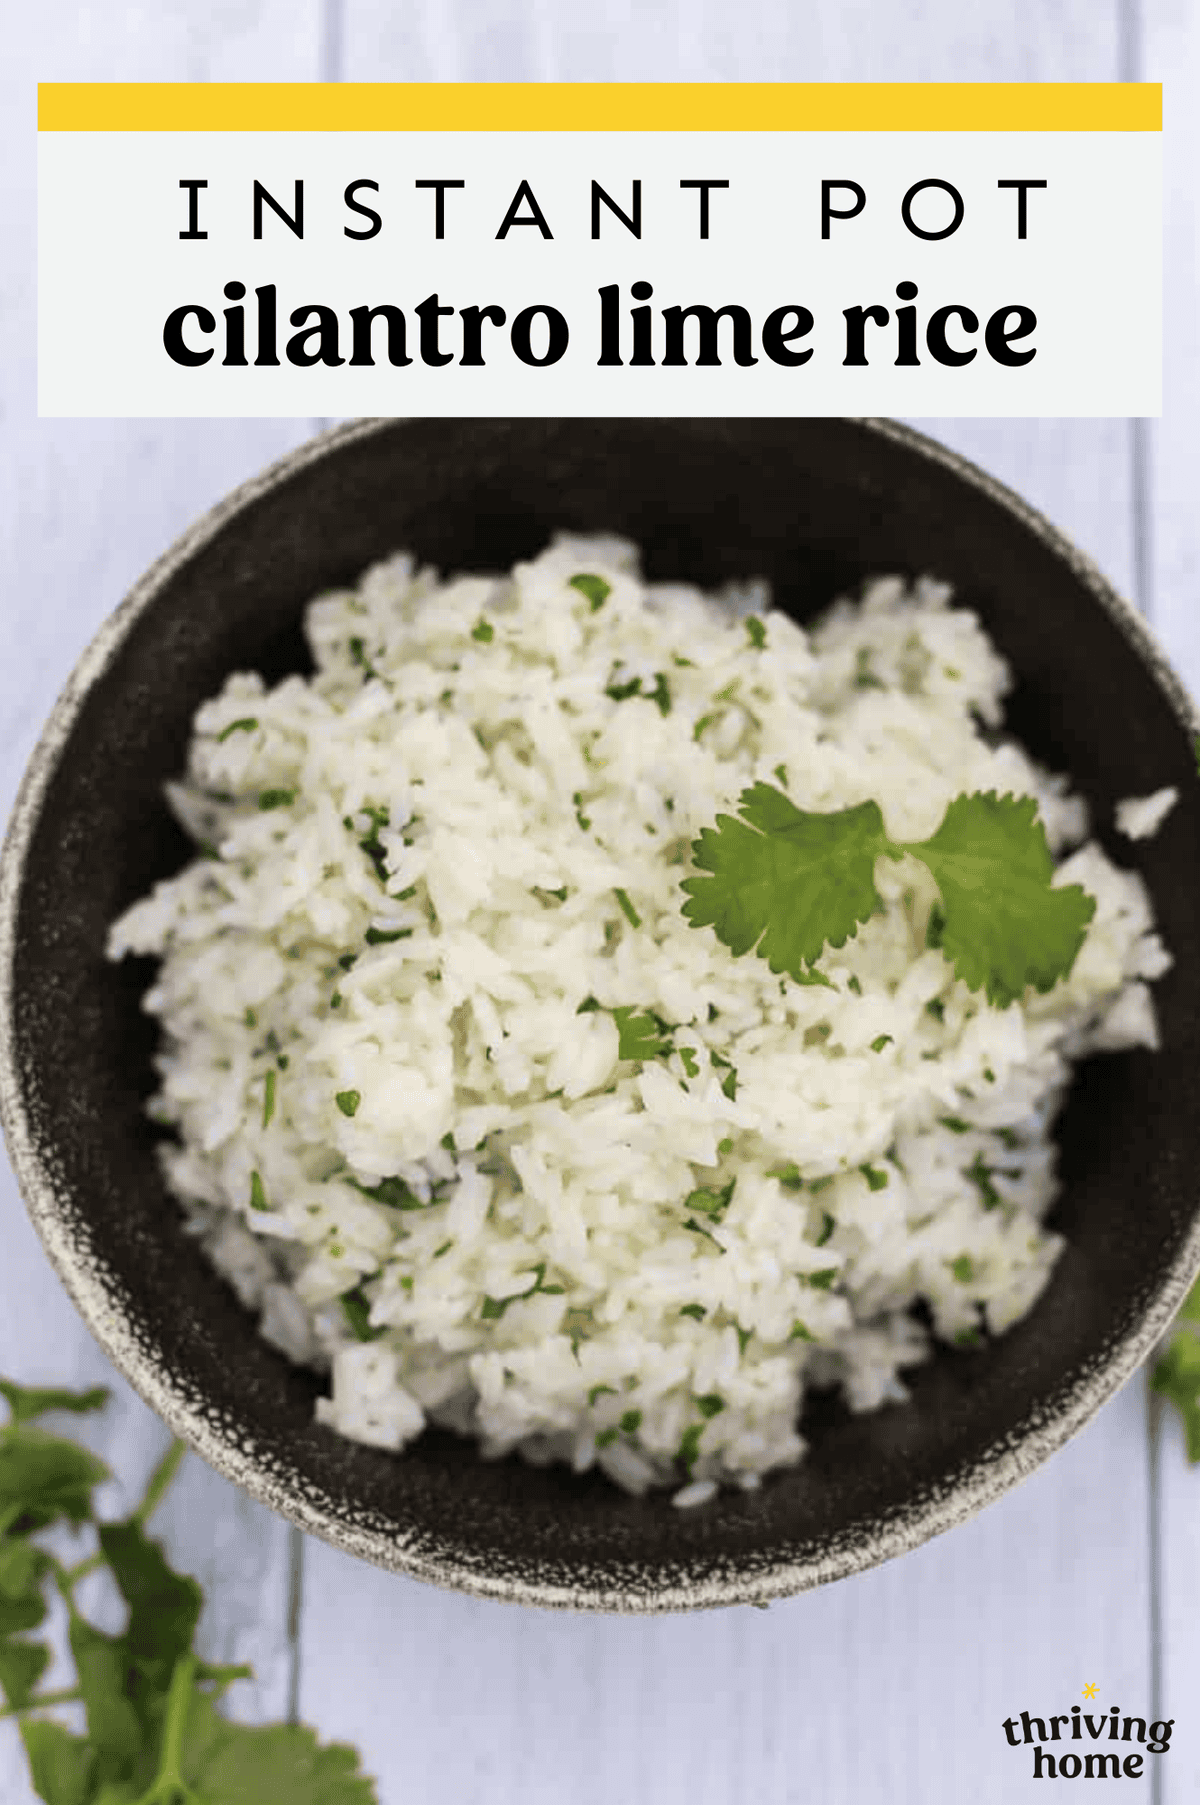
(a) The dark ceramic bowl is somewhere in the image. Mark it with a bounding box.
[2,418,1198,1611]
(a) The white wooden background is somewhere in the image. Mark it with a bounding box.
[2,6,1198,1802]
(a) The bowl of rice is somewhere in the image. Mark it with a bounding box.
[2,417,1198,1610]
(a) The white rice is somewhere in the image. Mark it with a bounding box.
[1115,786,1178,841]
[107,536,1171,1501]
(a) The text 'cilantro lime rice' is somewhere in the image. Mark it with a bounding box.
[107,538,1172,1507]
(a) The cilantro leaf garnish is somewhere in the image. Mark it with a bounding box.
[745,616,767,650]
[907,793,1095,1006]
[682,784,1095,1007]
[0,1381,378,1804]
[335,1090,361,1118]
[0,1382,108,1428]
[257,788,296,811]
[682,785,887,980]
[1153,1277,1200,1461]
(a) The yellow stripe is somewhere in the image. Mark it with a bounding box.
[38,82,1161,133]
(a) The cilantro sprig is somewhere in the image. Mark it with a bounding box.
[0,1378,377,1804]
[1152,1278,1200,1461]
[681,784,1095,1007]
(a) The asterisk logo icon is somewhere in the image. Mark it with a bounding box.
[1082,1683,1099,1700]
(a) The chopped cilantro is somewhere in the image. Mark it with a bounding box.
[261,1068,276,1129]
[355,805,391,884]
[595,1427,620,1448]
[683,1216,722,1245]
[440,1131,455,1151]
[341,1287,384,1342]
[745,616,767,650]
[718,1136,735,1155]
[854,646,885,690]
[396,884,418,901]
[217,716,258,742]
[847,975,862,994]
[983,1066,996,1083]
[951,1254,975,1282]
[710,1050,739,1099]
[735,1325,752,1353]
[789,1320,815,1341]
[606,674,643,702]
[809,1175,835,1194]
[569,572,611,611]
[683,1179,735,1222]
[679,1304,707,1322]
[613,887,642,929]
[966,1152,1002,1210]
[335,1090,361,1119]
[433,1239,454,1259]
[330,992,343,1009]
[773,763,788,788]
[767,1162,805,1191]
[648,672,672,716]
[248,1171,269,1212]
[588,1384,617,1405]
[576,994,601,1014]
[694,712,718,741]
[925,997,946,1022]
[815,1212,835,1246]
[351,1175,426,1211]
[480,1262,565,1321]
[695,1394,726,1419]
[682,784,1094,1008]
[679,1047,700,1079]
[612,1005,672,1061]
[471,618,494,642]
[673,653,694,667]
[997,1127,1020,1150]
[364,926,412,945]
[619,1410,643,1434]
[348,634,377,677]
[573,791,592,831]
[338,953,358,971]
[677,1423,705,1470]
[941,1115,972,1133]
[859,1163,889,1192]
[870,1034,894,1053]
[243,1007,257,1028]
[807,1268,839,1290]
[257,788,296,811]
[926,902,947,949]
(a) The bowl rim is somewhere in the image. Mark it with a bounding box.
[2,415,1199,1612]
